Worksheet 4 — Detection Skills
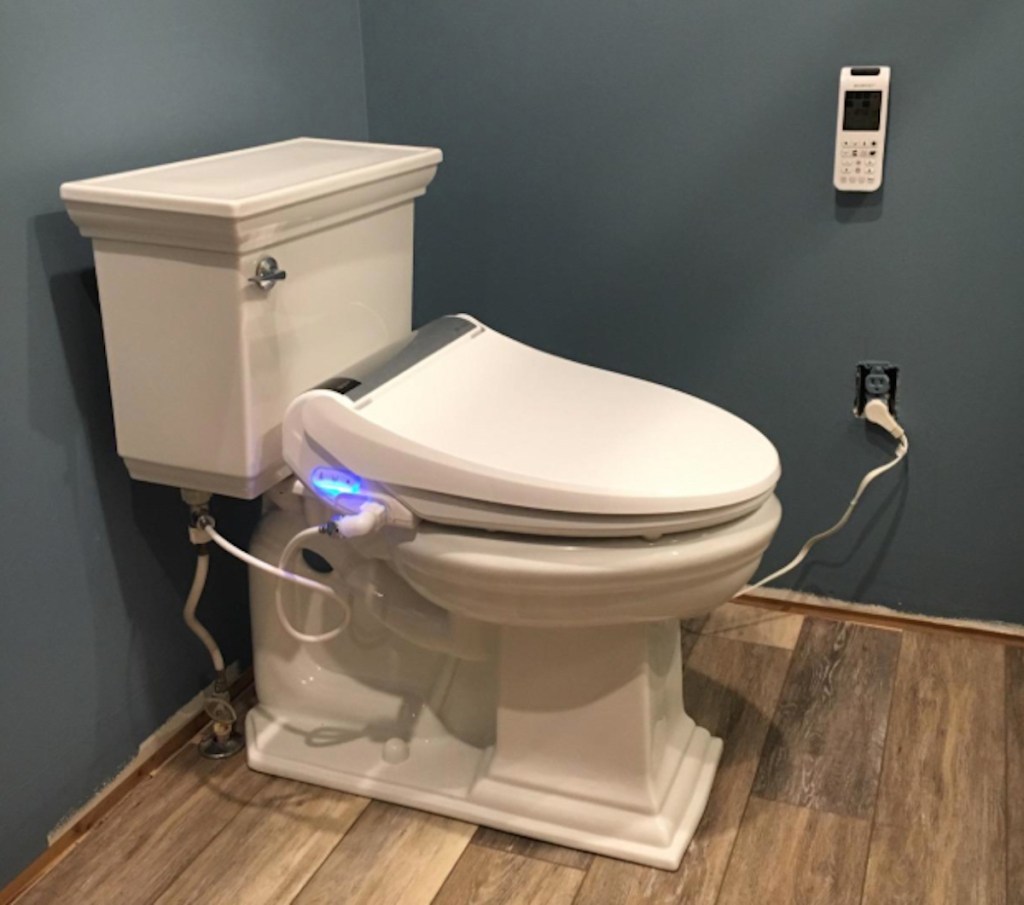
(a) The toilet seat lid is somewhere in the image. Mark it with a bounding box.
[284,315,780,517]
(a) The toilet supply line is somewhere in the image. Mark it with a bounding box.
[747,399,908,592]
[180,491,244,758]
[178,492,381,756]
[183,546,221,672]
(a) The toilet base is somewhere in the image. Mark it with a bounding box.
[246,619,722,870]
[246,705,720,869]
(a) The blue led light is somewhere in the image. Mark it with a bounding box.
[310,466,363,498]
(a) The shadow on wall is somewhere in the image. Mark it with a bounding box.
[27,211,258,737]
[835,186,884,224]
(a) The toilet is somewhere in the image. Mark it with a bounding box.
[62,138,781,869]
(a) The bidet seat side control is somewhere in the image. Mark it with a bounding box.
[834,66,890,192]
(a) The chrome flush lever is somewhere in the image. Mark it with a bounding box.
[248,256,287,290]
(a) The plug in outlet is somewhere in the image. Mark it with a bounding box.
[854,361,899,416]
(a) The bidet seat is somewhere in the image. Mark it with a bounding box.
[285,315,781,537]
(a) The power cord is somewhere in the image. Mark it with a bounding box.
[196,514,353,644]
[747,399,908,592]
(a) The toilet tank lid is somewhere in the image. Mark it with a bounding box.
[285,316,782,517]
[59,137,443,219]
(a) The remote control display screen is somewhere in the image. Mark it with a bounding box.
[843,91,882,131]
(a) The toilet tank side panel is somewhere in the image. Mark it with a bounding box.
[93,240,251,480]
[90,203,416,496]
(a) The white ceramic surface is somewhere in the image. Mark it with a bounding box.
[245,502,769,869]
[61,139,440,497]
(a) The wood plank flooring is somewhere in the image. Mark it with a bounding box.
[716,797,872,905]
[861,632,1006,905]
[1008,648,1024,905]
[751,619,901,819]
[14,602,1019,905]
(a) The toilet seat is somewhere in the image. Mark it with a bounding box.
[283,316,781,537]
[386,483,775,538]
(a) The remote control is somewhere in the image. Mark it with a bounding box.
[834,66,890,193]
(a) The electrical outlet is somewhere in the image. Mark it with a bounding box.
[854,361,899,416]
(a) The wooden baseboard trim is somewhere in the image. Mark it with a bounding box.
[1,669,254,905]
[739,589,1024,649]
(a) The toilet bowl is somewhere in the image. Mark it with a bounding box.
[61,138,783,870]
[246,492,780,868]
[385,497,781,627]
[243,314,781,868]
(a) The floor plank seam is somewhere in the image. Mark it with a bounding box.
[705,636,800,905]
[143,748,265,905]
[284,797,375,905]
[853,629,901,905]
[567,862,590,905]
[428,835,476,905]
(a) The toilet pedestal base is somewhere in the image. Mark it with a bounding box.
[246,620,722,869]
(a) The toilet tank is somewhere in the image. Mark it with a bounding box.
[61,138,442,499]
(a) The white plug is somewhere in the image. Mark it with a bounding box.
[335,502,387,538]
[863,398,905,440]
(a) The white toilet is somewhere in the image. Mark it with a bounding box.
[62,138,781,869]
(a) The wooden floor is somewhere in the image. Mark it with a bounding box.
[16,603,1022,905]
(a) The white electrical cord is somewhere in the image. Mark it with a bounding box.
[747,399,908,592]
[275,526,352,643]
[182,550,226,673]
[198,516,352,644]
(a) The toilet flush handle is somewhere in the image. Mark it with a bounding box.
[248,256,287,290]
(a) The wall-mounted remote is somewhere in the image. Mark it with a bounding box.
[834,66,890,192]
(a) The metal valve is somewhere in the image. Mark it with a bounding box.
[248,256,287,290]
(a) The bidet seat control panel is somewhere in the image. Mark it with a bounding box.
[834,66,890,192]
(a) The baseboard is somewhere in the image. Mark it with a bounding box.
[47,662,244,845]
[738,586,1024,647]
[1,667,254,905]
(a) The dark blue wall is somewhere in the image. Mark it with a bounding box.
[360,0,1024,623]
[0,0,367,887]
[5,0,1024,889]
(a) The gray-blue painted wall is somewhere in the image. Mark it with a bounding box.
[5,0,1024,889]
[0,0,367,887]
[359,0,1024,622]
